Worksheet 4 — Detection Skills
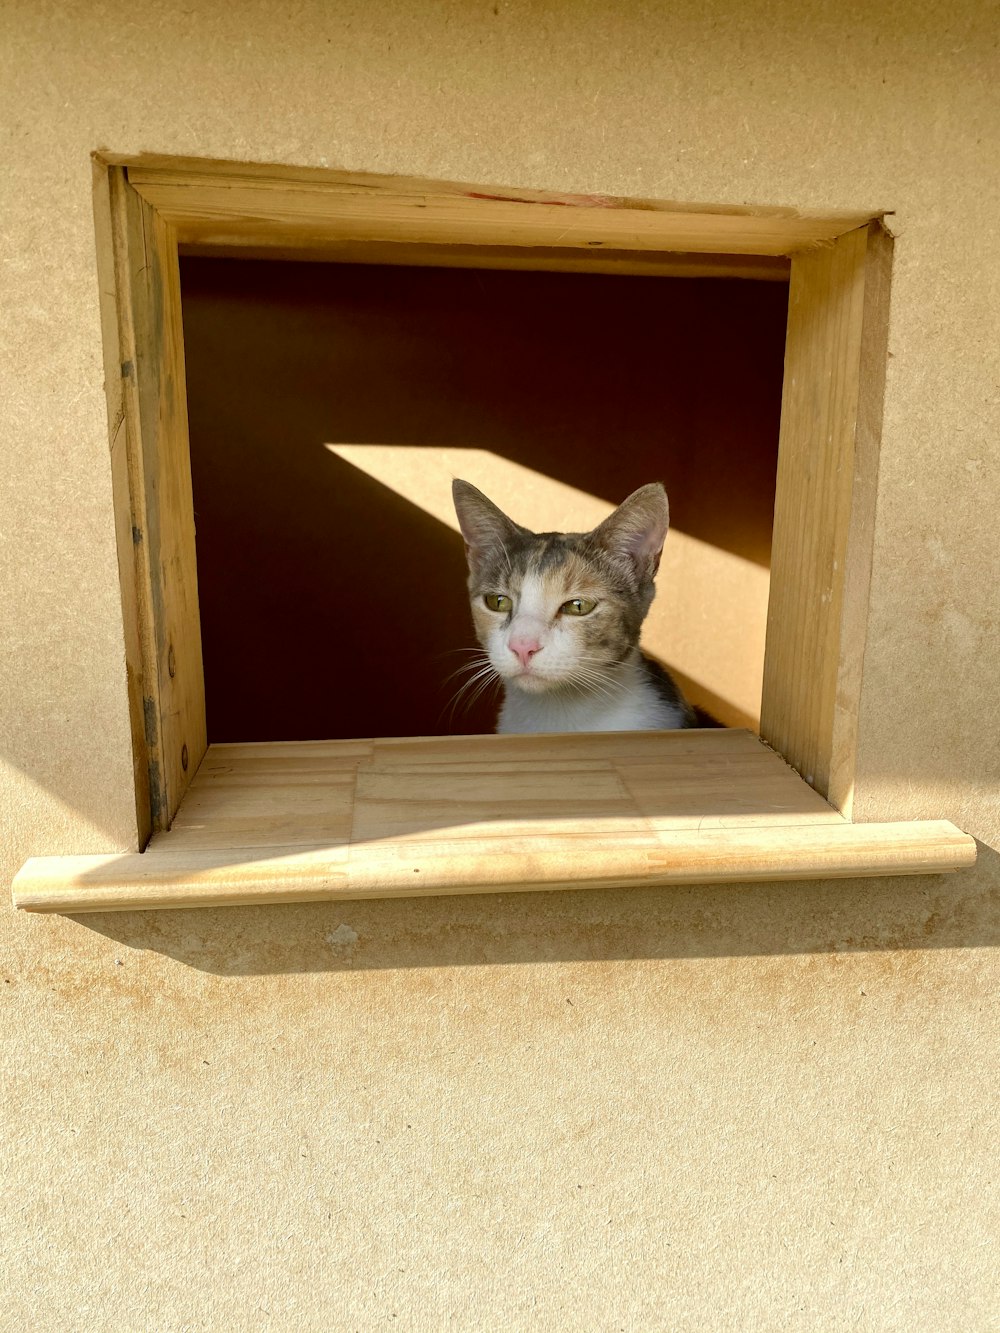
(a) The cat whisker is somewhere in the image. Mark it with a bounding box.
[448,664,496,703]
[561,664,621,704]
[444,677,501,728]
[550,674,611,703]
[443,654,492,686]
[465,672,503,714]
[568,679,617,705]
[442,660,502,725]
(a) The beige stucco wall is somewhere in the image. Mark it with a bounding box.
[2,2,997,1327]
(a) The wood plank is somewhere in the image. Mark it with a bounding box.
[367,727,750,763]
[760,224,872,803]
[827,223,893,816]
[122,157,874,222]
[205,739,374,765]
[166,750,358,849]
[173,778,355,821]
[106,170,207,832]
[106,167,169,833]
[92,162,150,847]
[178,239,791,282]
[156,818,352,852]
[11,821,975,914]
[614,761,840,827]
[351,761,640,844]
[127,163,877,259]
[10,733,975,912]
[105,152,867,222]
[152,193,208,824]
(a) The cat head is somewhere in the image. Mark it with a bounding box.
[452,479,669,695]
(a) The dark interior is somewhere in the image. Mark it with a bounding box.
[179,257,788,742]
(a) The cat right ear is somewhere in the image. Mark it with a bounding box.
[452,479,522,565]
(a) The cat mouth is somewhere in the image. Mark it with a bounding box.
[507,669,560,692]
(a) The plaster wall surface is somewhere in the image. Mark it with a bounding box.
[1,2,997,1327]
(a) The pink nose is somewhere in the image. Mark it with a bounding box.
[509,636,542,669]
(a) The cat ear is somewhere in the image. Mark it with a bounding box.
[589,483,669,580]
[452,479,524,564]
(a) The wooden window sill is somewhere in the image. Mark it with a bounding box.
[12,730,976,913]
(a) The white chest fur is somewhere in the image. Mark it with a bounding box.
[496,655,688,734]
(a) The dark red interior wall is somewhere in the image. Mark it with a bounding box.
[179,258,787,741]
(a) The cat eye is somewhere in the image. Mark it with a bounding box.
[484,593,512,613]
[560,598,597,616]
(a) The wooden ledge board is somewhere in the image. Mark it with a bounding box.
[12,731,975,913]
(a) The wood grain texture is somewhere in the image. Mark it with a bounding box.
[126,161,876,258]
[103,167,207,833]
[760,224,872,802]
[827,222,894,815]
[92,162,151,846]
[12,731,974,912]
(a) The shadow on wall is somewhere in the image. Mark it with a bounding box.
[72,842,999,975]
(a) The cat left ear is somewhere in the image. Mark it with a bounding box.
[589,483,669,580]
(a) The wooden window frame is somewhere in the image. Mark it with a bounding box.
[95,154,887,835]
[12,155,976,912]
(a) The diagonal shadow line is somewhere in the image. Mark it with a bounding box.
[179,256,787,566]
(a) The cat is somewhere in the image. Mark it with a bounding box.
[452,479,700,734]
